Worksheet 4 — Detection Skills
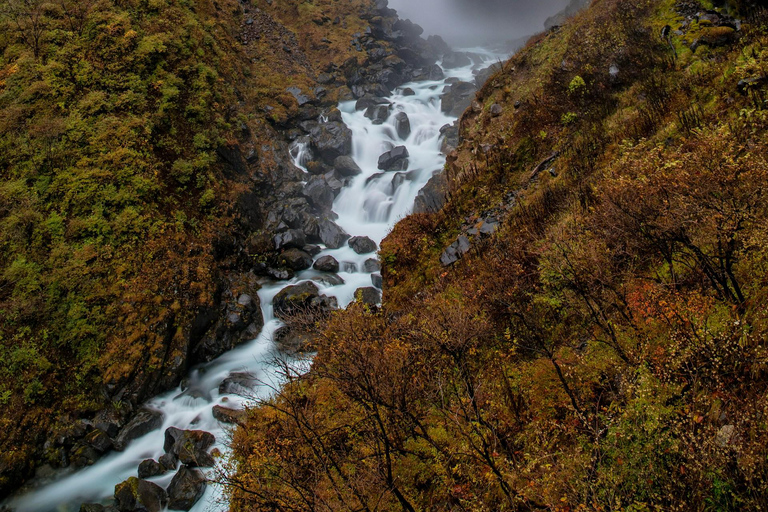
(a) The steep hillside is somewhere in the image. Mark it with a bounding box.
[0,0,449,496]
[229,0,768,510]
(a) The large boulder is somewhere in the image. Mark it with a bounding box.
[163,428,216,468]
[303,175,335,211]
[138,459,164,479]
[348,236,378,254]
[318,219,350,249]
[334,155,363,177]
[279,249,313,271]
[441,81,477,116]
[274,229,307,250]
[274,326,314,354]
[313,255,340,272]
[355,287,382,305]
[413,172,448,214]
[272,281,321,318]
[167,466,207,511]
[218,372,256,395]
[308,122,353,163]
[377,146,409,171]
[365,103,392,124]
[212,405,246,425]
[394,112,411,140]
[114,408,164,451]
[441,51,471,69]
[114,477,167,512]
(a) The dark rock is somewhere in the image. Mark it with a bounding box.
[313,255,340,272]
[441,81,477,116]
[218,372,256,396]
[80,504,107,512]
[363,258,381,272]
[280,249,313,271]
[286,86,312,106]
[371,273,383,289]
[334,155,363,177]
[439,122,459,154]
[163,428,216,468]
[159,452,178,471]
[274,229,307,250]
[355,287,382,305]
[365,103,392,124]
[323,170,346,196]
[93,408,124,439]
[114,477,167,512]
[401,87,415,96]
[70,444,100,468]
[394,112,411,140]
[413,172,447,214]
[274,326,314,354]
[349,236,378,254]
[308,122,353,163]
[490,103,503,117]
[442,51,471,69]
[318,219,350,249]
[355,94,388,111]
[212,405,246,425]
[266,267,294,281]
[167,466,207,511]
[273,281,321,318]
[440,235,472,266]
[114,408,163,451]
[310,294,339,312]
[377,145,409,171]
[474,62,503,89]
[138,459,164,479]
[412,64,444,81]
[303,176,335,210]
[303,244,322,256]
[312,273,345,286]
[85,429,113,454]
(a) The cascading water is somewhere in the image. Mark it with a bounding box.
[8,49,502,512]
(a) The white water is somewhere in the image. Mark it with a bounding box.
[9,49,502,512]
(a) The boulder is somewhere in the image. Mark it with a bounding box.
[312,273,345,287]
[318,219,350,249]
[334,155,363,177]
[280,249,313,271]
[377,146,410,171]
[371,273,383,289]
[363,258,381,273]
[273,281,321,318]
[441,81,477,116]
[394,112,411,140]
[159,452,178,471]
[355,287,382,305]
[212,405,246,425]
[163,428,216,468]
[266,267,294,281]
[286,86,312,106]
[114,477,167,512]
[413,171,448,214]
[348,236,378,254]
[313,255,340,272]
[441,51,471,69]
[401,87,416,96]
[303,176,335,210]
[218,372,257,395]
[440,235,471,266]
[365,103,392,124]
[274,326,314,354]
[323,170,346,196]
[308,122,353,163]
[167,466,207,511]
[138,459,164,479]
[490,103,503,117]
[274,229,307,250]
[114,408,164,451]
[412,64,444,81]
[439,122,459,154]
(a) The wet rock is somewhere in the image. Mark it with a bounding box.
[163,428,216,468]
[371,273,383,289]
[114,477,167,512]
[70,444,100,468]
[308,122,353,163]
[365,103,392,124]
[167,466,207,511]
[363,258,381,273]
[441,51,471,69]
[314,255,340,272]
[394,112,411,140]
[274,229,307,250]
[413,172,447,214]
[334,155,363,177]
[412,64,444,81]
[212,405,246,425]
[273,281,321,318]
[303,175,335,211]
[219,371,257,396]
[439,122,459,154]
[274,326,314,354]
[303,244,322,257]
[280,248,313,271]
[355,287,382,305]
[80,504,110,512]
[324,170,346,196]
[312,273,345,287]
[441,81,477,116]
[114,408,163,451]
[401,87,415,96]
[93,408,125,439]
[266,267,294,281]
[348,236,378,254]
[318,219,350,249]
[355,94,388,111]
[138,459,164,479]
[159,452,178,471]
[85,428,114,454]
[310,294,339,312]
[378,145,410,171]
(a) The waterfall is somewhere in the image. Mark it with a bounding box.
[8,48,502,512]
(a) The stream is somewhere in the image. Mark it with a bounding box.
[8,48,501,512]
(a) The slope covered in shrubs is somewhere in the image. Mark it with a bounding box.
[228,0,768,509]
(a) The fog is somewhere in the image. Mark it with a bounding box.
[387,0,571,47]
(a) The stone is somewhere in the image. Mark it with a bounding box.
[313,255,340,272]
[212,405,246,425]
[355,287,382,305]
[280,249,313,271]
[441,81,477,116]
[274,229,307,250]
[348,236,378,254]
[274,326,314,354]
[363,258,381,273]
[84,429,113,454]
[318,219,350,249]
[490,103,503,117]
[114,408,164,451]
[286,86,312,106]
[312,274,345,287]
[413,172,447,214]
[303,244,322,256]
[167,466,207,511]
[377,145,410,171]
[159,452,178,471]
[334,155,363,177]
[266,267,294,281]
[308,122,353,163]
[138,459,164,479]
[114,477,167,512]
[394,112,411,140]
[440,235,471,266]
[272,281,321,318]
[303,176,335,210]
[219,372,256,395]
[80,504,107,512]
[401,87,416,96]
[371,273,383,289]
[365,103,392,124]
[441,51,471,69]
[163,428,216,468]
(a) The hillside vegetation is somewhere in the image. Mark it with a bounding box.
[228,0,768,510]
[0,0,381,494]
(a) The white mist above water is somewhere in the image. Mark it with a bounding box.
[8,50,502,512]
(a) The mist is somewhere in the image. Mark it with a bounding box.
[387,0,571,47]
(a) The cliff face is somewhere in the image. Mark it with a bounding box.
[229,0,768,510]
[0,0,450,496]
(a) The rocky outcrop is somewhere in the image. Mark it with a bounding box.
[414,172,448,214]
[167,466,207,511]
[441,81,478,117]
